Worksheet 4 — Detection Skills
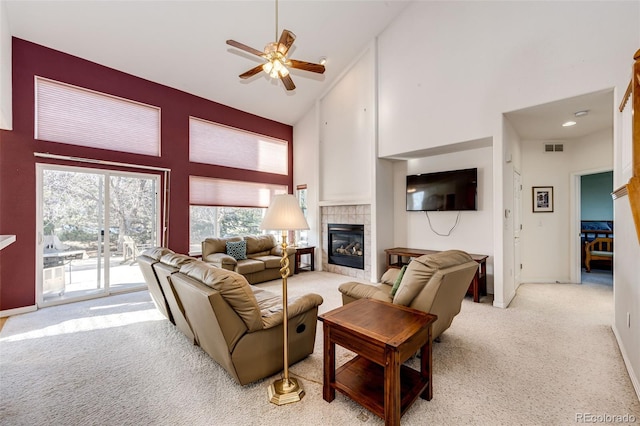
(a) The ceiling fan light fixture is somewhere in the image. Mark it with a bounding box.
[262,61,274,75]
[263,58,289,79]
[226,0,326,91]
[277,62,289,77]
[265,42,278,55]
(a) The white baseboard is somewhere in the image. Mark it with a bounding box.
[613,324,640,402]
[493,288,516,309]
[493,301,506,308]
[1,304,37,318]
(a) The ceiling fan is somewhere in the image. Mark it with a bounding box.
[226,0,326,91]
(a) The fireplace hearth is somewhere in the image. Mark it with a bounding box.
[328,223,365,270]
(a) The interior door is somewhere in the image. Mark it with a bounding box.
[37,165,160,307]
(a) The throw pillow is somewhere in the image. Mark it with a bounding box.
[390,265,407,297]
[226,240,247,260]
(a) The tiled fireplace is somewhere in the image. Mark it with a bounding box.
[321,205,371,280]
[328,223,365,269]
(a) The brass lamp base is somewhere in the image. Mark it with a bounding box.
[267,377,305,405]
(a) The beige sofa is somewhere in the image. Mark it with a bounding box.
[139,248,323,385]
[138,247,181,322]
[201,234,295,284]
[338,250,479,340]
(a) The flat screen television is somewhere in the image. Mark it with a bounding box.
[406,168,478,211]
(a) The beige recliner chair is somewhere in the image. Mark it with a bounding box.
[339,250,479,340]
[138,247,177,322]
[170,260,323,385]
[153,252,199,344]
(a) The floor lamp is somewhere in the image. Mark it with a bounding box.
[260,193,310,405]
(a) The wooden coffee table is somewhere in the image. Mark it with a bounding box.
[319,298,437,426]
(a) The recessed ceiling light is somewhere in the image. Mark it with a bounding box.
[574,110,589,117]
[319,57,327,65]
[562,121,577,127]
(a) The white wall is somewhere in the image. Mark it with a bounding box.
[613,90,640,398]
[501,117,523,306]
[376,0,636,308]
[377,1,637,157]
[520,129,613,283]
[297,44,381,279]
[394,146,495,292]
[0,0,12,130]
[373,156,395,279]
[319,46,374,204]
[294,0,639,395]
[613,191,640,399]
[293,102,320,257]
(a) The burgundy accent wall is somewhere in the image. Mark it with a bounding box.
[0,38,293,311]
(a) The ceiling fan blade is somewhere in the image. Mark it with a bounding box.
[239,64,264,79]
[288,59,326,74]
[277,29,296,56]
[281,74,296,91]
[226,39,265,57]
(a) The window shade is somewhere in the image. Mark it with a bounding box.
[189,117,288,175]
[35,77,160,156]
[190,176,287,208]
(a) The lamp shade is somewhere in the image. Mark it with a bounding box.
[260,194,309,231]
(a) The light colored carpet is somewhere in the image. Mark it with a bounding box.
[1,272,638,426]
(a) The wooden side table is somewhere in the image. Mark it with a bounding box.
[384,247,488,303]
[319,298,436,426]
[294,245,315,273]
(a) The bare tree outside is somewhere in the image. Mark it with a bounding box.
[189,206,266,252]
[43,170,156,256]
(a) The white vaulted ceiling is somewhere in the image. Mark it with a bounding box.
[4,0,411,125]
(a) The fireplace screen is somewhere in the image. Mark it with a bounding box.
[328,223,364,270]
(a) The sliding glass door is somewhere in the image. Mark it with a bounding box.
[37,165,160,307]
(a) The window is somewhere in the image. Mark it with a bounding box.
[188,176,287,253]
[189,206,269,253]
[189,117,288,175]
[35,77,161,156]
[189,176,286,208]
[296,184,309,246]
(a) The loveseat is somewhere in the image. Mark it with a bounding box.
[201,234,295,284]
[138,247,323,385]
[338,250,478,340]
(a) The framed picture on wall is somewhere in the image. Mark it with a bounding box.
[532,186,554,213]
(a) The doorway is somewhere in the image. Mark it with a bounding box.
[572,169,614,285]
[36,164,161,307]
[504,89,614,287]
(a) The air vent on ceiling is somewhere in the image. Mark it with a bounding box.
[544,143,564,152]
